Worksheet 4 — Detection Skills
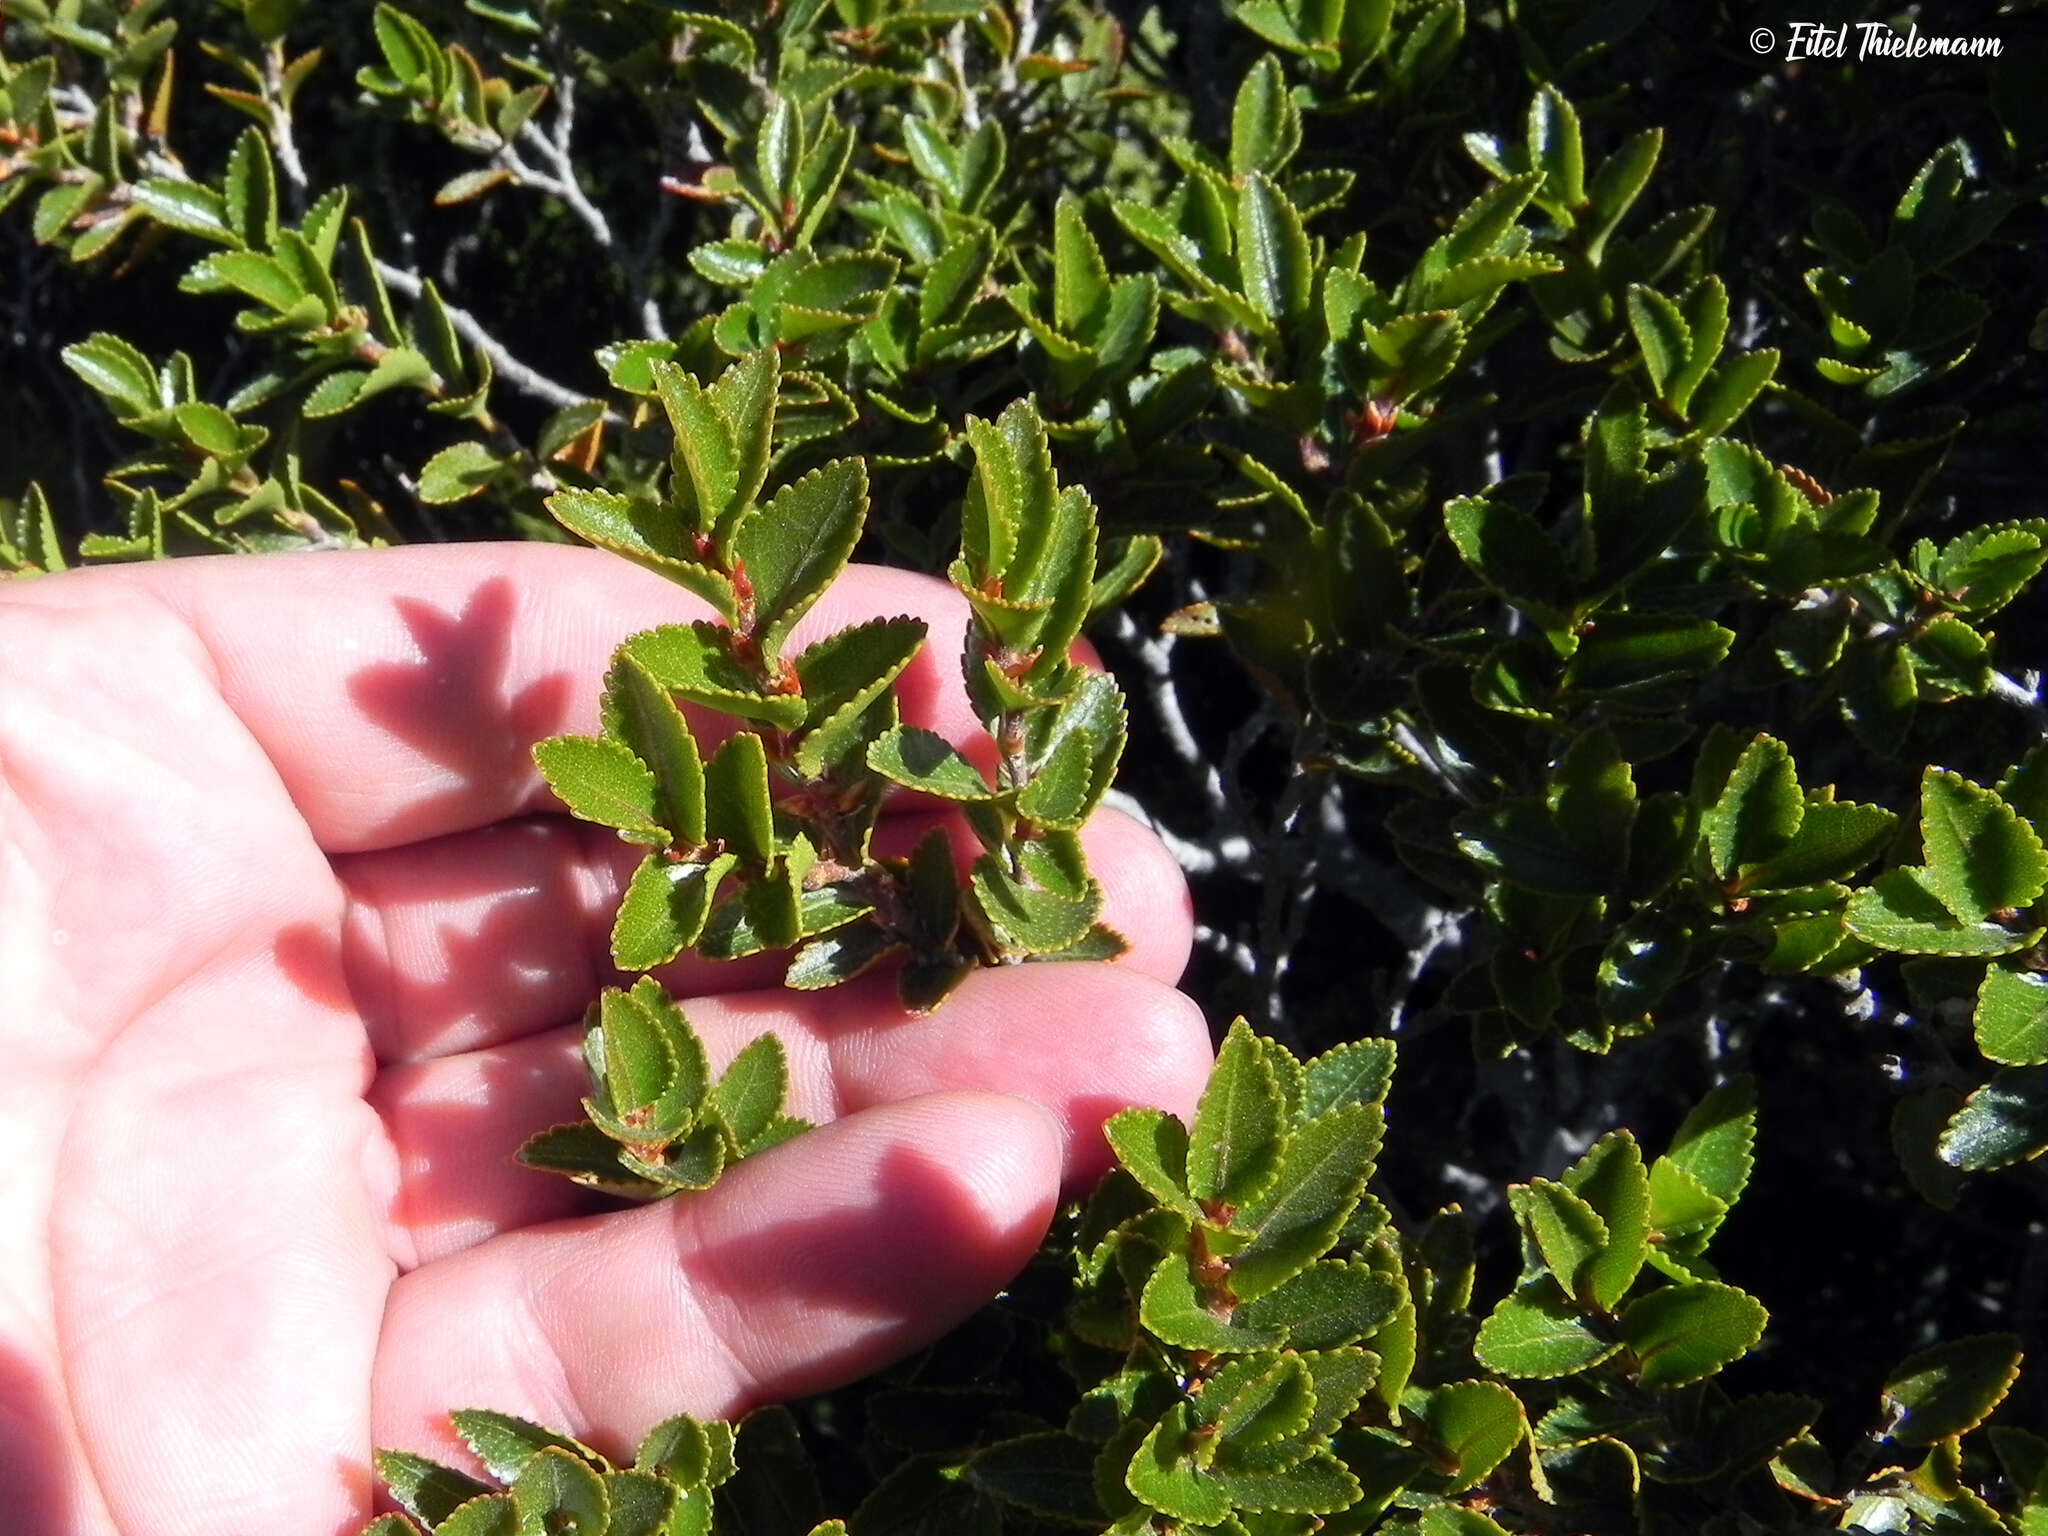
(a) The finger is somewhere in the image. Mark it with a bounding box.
[374,1093,1061,1467]
[14,545,987,855]
[369,963,1210,1266]
[339,805,1191,1063]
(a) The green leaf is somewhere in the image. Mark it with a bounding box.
[133,179,237,243]
[1017,727,1095,828]
[1689,349,1779,437]
[1586,127,1661,242]
[1917,768,2048,923]
[1939,1066,2048,1170]
[543,491,728,613]
[626,978,710,1123]
[711,1034,789,1149]
[961,1433,1104,1524]
[625,1119,726,1190]
[1090,534,1163,618]
[62,333,162,419]
[533,736,663,839]
[371,3,434,81]
[1421,1508,1512,1536]
[1229,1103,1381,1300]
[1230,55,1300,177]
[1662,1077,1756,1212]
[636,1414,734,1487]
[1188,1020,1286,1209]
[613,853,732,969]
[435,1495,516,1535]
[792,618,926,775]
[417,441,505,505]
[1475,1279,1621,1378]
[1645,1160,1728,1260]
[515,1122,650,1195]
[1364,311,1464,399]
[1300,1039,1396,1121]
[1419,1381,1527,1492]
[1560,1132,1651,1310]
[621,624,808,729]
[1236,172,1312,324]
[962,401,1054,584]
[604,1471,681,1536]
[1445,494,1568,613]
[785,921,900,992]
[735,458,868,660]
[1210,1447,1361,1513]
[919,227,995,332]
[1564,614,1734,692]
[1976,966,2048,1067]
[596,982,680,1124]
[1597,911,1689,1021]
[1882,1335,2024,1446]
[1104,1107,1199,1217]
[1936,523,2048,616]
[707,350,778,513]
[605,655,707,848]
[1626,285,1691,402]
[222,126,278,250]
[1125,1403,1233,1523]
[375,1450,493,1527]
[652,362,740,536]
[757,96,802,210]
[1527,84,1586,209]
[1707,735,1803,879]
[1139,1249,1285,1353]
[1052,196,1111,334]
[969,855,1098,953]
[1454,801,1608,897]
[705,732,774,864]
[1847,868,2039,958]
[1520,1180,1610,1306]
[1619,1282,1767,1388]
[1207,1353,1315,1453]
[449,1410,603,1485]
[866,725,992,800]
[512,1446,609,1534]
[1740,800,1898,889]
[1236,1260,1399,1349]
[173,400,255,458]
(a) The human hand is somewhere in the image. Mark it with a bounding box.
[0,544,1206,1536]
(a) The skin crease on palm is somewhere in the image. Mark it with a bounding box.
[0,543,1211,1536]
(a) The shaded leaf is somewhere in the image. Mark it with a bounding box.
[1883,1334,2024,1446]
[1939,1066,2048,1170]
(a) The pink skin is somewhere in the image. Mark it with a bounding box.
[0,545,1208,1536]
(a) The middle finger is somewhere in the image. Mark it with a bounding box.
[366,960,1210,1267]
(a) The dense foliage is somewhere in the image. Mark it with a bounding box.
[4,0,2047,1530]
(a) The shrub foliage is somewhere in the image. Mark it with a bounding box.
[3,0,2046,1531]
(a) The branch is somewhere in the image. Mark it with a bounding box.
[372,260,594,411]
[263,45,310,215]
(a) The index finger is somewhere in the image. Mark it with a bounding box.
[14,542,990,854]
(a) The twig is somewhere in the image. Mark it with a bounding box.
[263,45,310,215]
[1989,668,2048,738]
[371,260,595,412]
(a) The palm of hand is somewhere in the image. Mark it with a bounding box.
[0,546,1202,1536]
